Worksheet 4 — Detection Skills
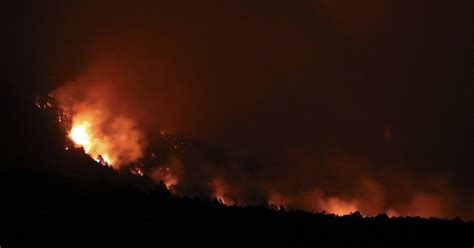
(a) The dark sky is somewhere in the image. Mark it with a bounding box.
[6,0,474,218]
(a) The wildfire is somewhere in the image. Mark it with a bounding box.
[318,197,359,216]
[37,74,451,218]
[130,166,145,176]
[70,122,91,148]
[150,161,181,190]
[68,119,113,166]
[50,80,145,169]
[162,171,178,189]
[210,178,235,206]
[66,114,114,166]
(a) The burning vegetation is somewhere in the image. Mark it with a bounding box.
[34,68,463,219]
[50,81,145,168]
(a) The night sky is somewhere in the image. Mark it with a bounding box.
[5,0,474,218]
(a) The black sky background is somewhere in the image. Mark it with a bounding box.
[4,0,474,217]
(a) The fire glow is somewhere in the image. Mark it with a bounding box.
[67,112,116,166]
[51,80,145,169]
[40,75,452,218]
[70,122,91,149]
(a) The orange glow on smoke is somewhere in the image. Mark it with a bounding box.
[52,80,145,169]
[163,174,178,189]
[65,110,144,168]
[317,197,359,216]
[269,191,359,216]
[46,73,454,218]
[151,168,179,189]
[68,116,114,166]
[210,178,235,206]
[150,156,182,190]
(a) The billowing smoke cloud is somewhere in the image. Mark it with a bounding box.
[40,0,473,219]
[51,74,146,168]
[46,73,463,217]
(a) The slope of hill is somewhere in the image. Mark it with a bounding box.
[2,150,473,247]
[2,92,472,247]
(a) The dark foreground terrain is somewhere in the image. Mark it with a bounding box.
[2,150,474,247]
[2,164,474,247]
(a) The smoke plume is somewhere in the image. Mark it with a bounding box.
[39,0,473,219]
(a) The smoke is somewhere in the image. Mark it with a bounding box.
[46,40,453,217]
[47,75,460,217]
[51,73,146,168]
[150,156,182,190]
[41,0,473,219]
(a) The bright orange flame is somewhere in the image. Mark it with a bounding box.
[61,103,144,168]
[68,119,113,165]
[52,79,145,169]
[70,122,91,148]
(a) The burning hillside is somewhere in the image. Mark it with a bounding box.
[49,81,145,168]
[34,69,463,219]
[5,1,474,246]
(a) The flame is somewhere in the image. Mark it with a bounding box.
[210,178,234,206]
[70,122,91,148]
[52,80,145,168]
[130,166,145,176]
[44,74,453,218]
[68,117,113,166]
[65,109,144,168]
